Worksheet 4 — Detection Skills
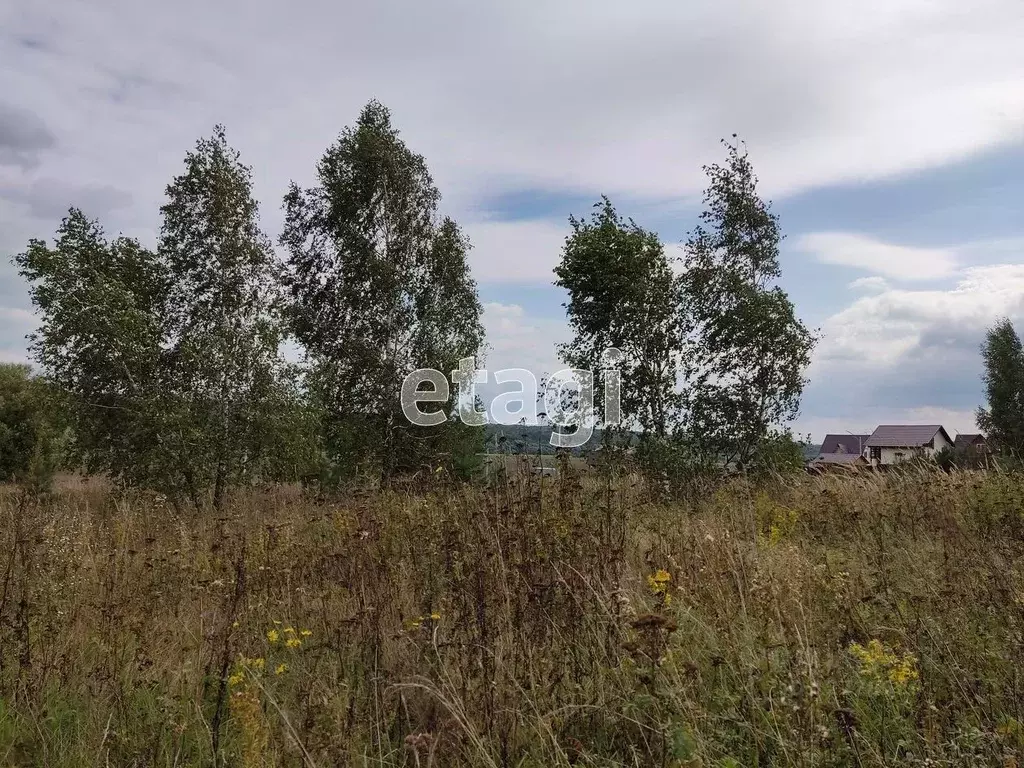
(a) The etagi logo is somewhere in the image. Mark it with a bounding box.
[401,348,623,448]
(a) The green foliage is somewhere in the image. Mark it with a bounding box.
[16,129,308,507]
[280,101,483,486]
[749,429,811,476]
[682,138,816,468]
[157,125,290,509]
[977,317,1024,456]
[934,443,990,471]
[15,211,169,490]
[0,364,65,490]
[554,197,684,436]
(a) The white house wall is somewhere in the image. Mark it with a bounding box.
[873,432,952,465]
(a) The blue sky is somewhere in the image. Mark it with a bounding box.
[2,0,1023,440]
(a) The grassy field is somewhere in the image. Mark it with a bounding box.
[1,468,1024,767]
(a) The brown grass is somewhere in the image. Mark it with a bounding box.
[1,467,1024,766]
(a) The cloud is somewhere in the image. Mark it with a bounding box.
[1,0,1022,237]
[0,101,55,169]
[465,219,566,284]
[848,276,890,293]
[798,263,1024,435]
[480,302,568,376]
[0,305,36,366]
[816,264,1024,368]
[0,177,132,219]
[796,232,958,280]
[0,307,34,325]
[475,301,573,423]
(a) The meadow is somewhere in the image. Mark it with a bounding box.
[1,466,1023,767]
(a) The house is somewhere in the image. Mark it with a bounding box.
[807,452,869,473]
[819,434,870,457]
[865,425,953,466]
[953,433,988,452]
[806,433,870,472]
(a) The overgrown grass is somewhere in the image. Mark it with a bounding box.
[2,467,1024,766]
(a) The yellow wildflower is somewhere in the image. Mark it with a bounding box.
[849,639,918,687]
[267,629,280,644]
[284,626,296,635]
[285,637,302,649]
[272,620,282,625]
[429,612,441,621]
[228,672,245,686]
[646,570,673,606]
[889,658,919,686]
[299,629,312,637]
[274,663,288,676]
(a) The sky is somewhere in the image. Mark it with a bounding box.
[1,0,1023,441]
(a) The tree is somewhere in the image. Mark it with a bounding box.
[554,197,684,437]
[977,318,1024,456]
[158,125,292,509]
[0,363,65,490]
[15,210,171,490]
[681,138,816,468]
[280,101,483,485]
[16,129,308,508]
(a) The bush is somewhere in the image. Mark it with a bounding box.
[0,364,65,491]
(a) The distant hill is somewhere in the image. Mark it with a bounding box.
[482,424,610,455]
[483,424,823,460]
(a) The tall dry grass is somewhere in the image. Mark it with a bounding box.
[1,467,1023,766]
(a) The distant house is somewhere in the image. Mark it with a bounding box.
[820,434,870,457]
[953,433,988,452]
[807,452,869,473]
[806,433,870,472]
[865,425,953,466]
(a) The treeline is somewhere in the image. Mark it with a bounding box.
[8,103,484,506]
[5,106,819,503]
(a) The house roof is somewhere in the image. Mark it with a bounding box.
[866,425,951,448]
[820,434,869,455]
[811,452,868,465]
[953,433,985,449]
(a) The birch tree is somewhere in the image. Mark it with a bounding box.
[158,125,289,508]
[681,137,816,469]
[281,101,483,484]
[554,197,684,437]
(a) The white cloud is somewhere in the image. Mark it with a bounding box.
[0,306,34,365]
[3,0,1023,432]
[0,176,132,219]
[0,350,30,364]
[815,264,1024,368]
[848,276,890,293]
[477,301,575,424]
[480,302,568,377]
[1,0,1022,254]
[464,219,566,284]
[798,263,1024,435]
[796,232,958,280]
